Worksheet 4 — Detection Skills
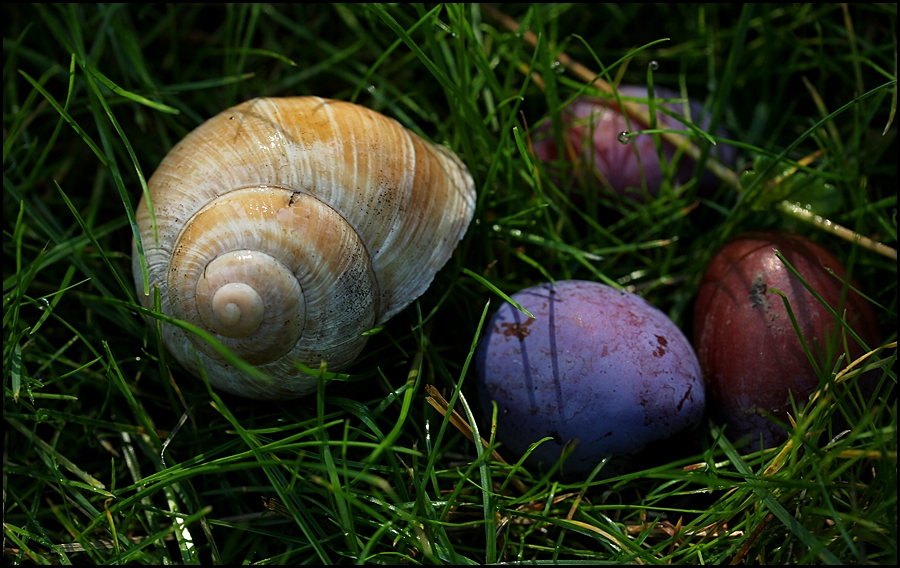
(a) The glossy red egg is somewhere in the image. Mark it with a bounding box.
[694,231,881,448]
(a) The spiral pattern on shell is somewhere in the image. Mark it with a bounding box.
[133,97,476,399]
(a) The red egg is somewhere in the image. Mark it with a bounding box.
[694,231,881,448]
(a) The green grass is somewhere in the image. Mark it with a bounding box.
[3,3,896,564]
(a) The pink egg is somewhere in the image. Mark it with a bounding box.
[532,85,735,197]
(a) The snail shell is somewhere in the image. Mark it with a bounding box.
[132,97,476,400]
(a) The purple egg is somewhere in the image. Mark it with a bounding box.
[532,85,736,197]
[476,280,705,478]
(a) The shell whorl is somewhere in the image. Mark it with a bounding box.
[133,97,476,399]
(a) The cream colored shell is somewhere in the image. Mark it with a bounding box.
[133,97,476,400]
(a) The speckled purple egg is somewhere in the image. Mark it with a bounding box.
[476,280,705,477]
[532,85,736,197]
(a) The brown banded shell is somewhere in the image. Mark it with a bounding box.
[133,97,476,400]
